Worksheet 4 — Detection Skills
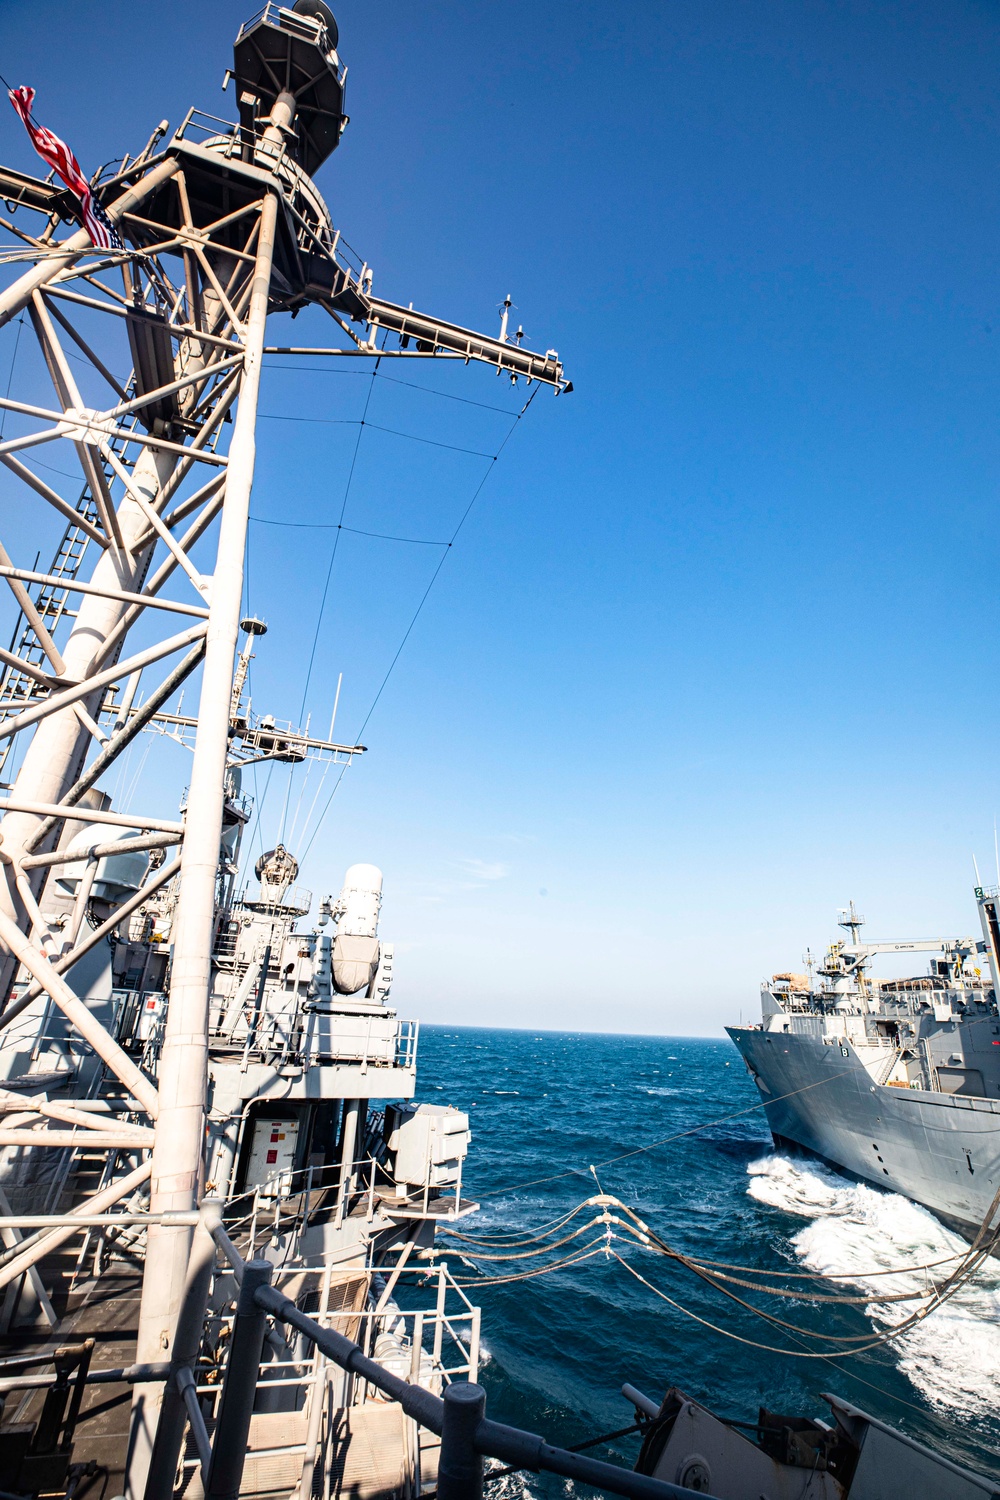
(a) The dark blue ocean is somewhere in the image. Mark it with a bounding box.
[415,1027,1000,1491]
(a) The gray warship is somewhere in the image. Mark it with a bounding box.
[0,4,569,1495]
[728,895,1000,1241]
[0,6,996,1500]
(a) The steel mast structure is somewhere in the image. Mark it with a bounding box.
[0,4,565,1488]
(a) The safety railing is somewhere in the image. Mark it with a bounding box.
[174,108,240,151]
[181,1223,716,1500]
[223,1157,343,1245]
[235,4,346,81]
[206,995,418,1074]
[175,1256,481,1490]
[221,1140,468,1270]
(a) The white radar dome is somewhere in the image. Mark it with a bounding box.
[331,863,383,996]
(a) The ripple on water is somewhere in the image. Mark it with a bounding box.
[748,1154,1000,1418]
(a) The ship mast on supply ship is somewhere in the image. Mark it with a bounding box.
[0,5,567,1493]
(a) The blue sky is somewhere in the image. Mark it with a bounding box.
[2,0,999,1034]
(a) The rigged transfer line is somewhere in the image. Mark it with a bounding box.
[448,1219,990,1360]
[441,1189,1000,1353]
[443,1213,945,1300]
[443,1202,965,1279]
[471,1068,858,1201]
[608,1251,979,1364]
[0,10,568,1493]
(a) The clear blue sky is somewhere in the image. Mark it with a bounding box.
[3,0,999,1033]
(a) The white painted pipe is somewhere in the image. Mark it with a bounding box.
[0,1159,151,1292]
[130,107,291,1494]
[0,1129,153,1148]
[0,797,184,834]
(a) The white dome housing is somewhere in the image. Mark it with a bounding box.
[331,863,383,995]
[55,826,150,903]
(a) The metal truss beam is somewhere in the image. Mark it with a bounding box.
[0,158,180,330]
[0,37,570,1493]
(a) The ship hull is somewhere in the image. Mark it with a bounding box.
[727,1026,1000,1241]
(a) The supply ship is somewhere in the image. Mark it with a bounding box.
[728,896,1000,1241]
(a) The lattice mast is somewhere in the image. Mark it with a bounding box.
[0,4,564,1490]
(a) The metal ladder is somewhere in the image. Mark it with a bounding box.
[1,490,100,707]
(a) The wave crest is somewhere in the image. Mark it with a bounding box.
[746,1154,1000,1416]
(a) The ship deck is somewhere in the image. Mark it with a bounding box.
[0,1217,437,1499]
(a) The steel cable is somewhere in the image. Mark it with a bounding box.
[442,1185,1000,1352]
[471,1070,857,1201]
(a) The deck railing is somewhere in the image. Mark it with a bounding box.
[180,1222,716,1500]
[221,1145,468,1268]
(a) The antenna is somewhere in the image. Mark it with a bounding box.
[329,671,343,741]
[498,293,513,343]
[974,852,982,889]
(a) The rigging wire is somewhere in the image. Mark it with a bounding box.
[445,1202,998,1358]
[264,358,523,415]
[259,412,496,458]
[445,1217,987,1448]
[469,1069,853,1202]
[445,1201,958,1304]
[295,354,380,723]
[373,370,524,415]
[449,1240,608,1288]
[620,1228,986,1348]
[277,349,382,851]
[248,347,543,858]
[443,1201,606,1248]
[364,420,496,458]
[445,1200,964,1277]
[250,517,450,546]
[299,383,541,862]
[14,456,82,483]
[259,413,356,424]
[609,1241,999,1363]
[611,1252,896,1360]
[0,312,24,442]
[440,1159,1000,1366]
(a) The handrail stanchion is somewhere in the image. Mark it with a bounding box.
[432,1265,446,1369]
[409,1311,424,1382]
[204,1258,273,1500]
[437,1382,486,1500]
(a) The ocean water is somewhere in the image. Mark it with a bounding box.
[415,1026,1000,1491]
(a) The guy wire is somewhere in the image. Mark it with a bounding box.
[300,383,541,861]
[472,1069,856,1200]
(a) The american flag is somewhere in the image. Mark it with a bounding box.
[8,85,124,253]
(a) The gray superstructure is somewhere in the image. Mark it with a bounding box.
[728,898,1000,1239]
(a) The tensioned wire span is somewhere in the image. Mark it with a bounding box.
[241,356,542,863]
[442,1189,997,1347]
[433,1069,1000,1366]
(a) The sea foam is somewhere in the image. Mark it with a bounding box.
[747,1154,1000,1415]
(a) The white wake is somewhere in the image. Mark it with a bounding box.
[747,1154,1000,1415]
